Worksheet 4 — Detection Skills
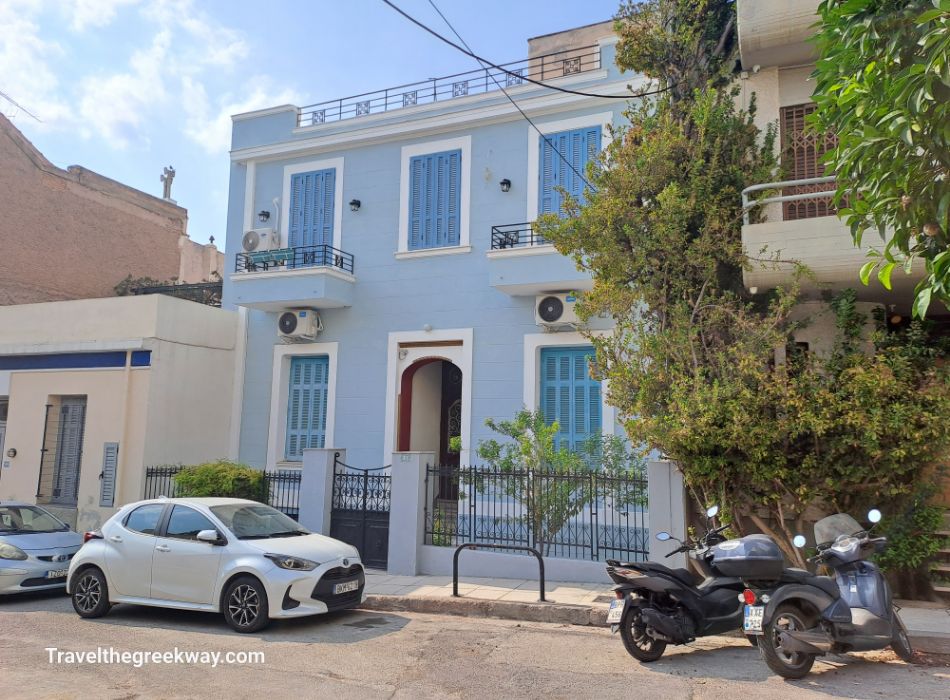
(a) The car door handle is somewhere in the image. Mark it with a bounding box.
[109,535,123,543]
[155,544,170,552]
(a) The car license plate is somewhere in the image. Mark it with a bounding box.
[46,568,69,579]
[606,599,624,624]
[333,579,359,595]
[744,604,764,633]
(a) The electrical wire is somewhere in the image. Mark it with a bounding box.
[0,90,41,122]
[420,0,596,192]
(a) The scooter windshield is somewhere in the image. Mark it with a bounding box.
[814,513,863,547]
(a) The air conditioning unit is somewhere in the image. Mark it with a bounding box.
[535,293,581,329]
[242,228,279,253]
[278,309,323,343]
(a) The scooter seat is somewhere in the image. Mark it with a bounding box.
[638,562,700,587]
[781,568,839,598]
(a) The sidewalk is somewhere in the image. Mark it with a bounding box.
[359,572,950,653]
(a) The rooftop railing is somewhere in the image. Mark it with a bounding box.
[297,44,601,127]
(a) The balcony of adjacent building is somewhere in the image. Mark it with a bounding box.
[228,243,356,311]
[486,222,592,296]
[737,0,820,70]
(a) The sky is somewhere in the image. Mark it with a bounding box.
[1,0,623,244]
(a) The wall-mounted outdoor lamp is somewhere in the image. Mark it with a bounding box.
[349,199,362,212]
[6,448,16,458]
[258,210,271,223]
[499,178,511,193]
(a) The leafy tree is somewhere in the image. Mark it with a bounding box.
[811,0,950,317]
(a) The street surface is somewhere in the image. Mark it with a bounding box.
[1,590,948,699]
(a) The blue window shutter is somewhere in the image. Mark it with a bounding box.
[285,356,329,461]
[538,126,602,217]
[408,149,461,250]
[99,442,119,507]
[539,347,601,451]
[289,169,335,249]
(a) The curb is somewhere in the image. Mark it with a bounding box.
[359,594,608,626]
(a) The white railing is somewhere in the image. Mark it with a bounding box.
[741,175,837,225]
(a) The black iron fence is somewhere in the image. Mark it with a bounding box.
[424,464,649,562]
[235,244,355,274]
[490,223,547,250]
[143,466,302,520]
[131,282,222,307]
[298,45,601,127]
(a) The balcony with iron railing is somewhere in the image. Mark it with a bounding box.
[741,176,922,297]
[229,244,356,311]
[296,44,602,127]
[486,222,591,296]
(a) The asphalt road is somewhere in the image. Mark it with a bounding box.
[1,590,948,699]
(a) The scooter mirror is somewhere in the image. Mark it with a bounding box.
[655,531,672,542]
[792,535,807,548]
[868,508,882,524]
[706,505,719,518]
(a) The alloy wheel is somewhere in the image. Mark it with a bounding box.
[74,574,102,613]
[772,610,807,665]
[228,584,260,628]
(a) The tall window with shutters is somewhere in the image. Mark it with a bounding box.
[408,149,461,250]
[284,356,329,461]
[539,346,602,451]
[539,126,601,217]
[288,168,336,252]
[780,103,838,221]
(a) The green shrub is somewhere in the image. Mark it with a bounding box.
[173,460,265,500]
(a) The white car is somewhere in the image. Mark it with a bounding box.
[66,497,364,632]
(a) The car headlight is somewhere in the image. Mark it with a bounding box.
[264,553,319,571]
[0,543,28,561]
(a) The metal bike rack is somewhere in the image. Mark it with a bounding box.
[452,543,546,602]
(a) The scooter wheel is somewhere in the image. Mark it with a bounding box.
[891,612,914,662]
[759,604,816,679]
[619,604,667,662]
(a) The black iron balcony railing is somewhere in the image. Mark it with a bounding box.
[297,45,601,127]
[235,244,355,275]
[131,281,222,307]
[490,223,549,250]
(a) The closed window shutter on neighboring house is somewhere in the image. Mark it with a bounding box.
[284,356,329,460]
[780,104,838,220]
[409,150,461,250]
[99,442,119,508]
[289,169,335,248]
[53,398,87,505]
[539,126,601,217]
[540,347,601,451]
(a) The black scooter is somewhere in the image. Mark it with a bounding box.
[744,509,914,679]
[605,506,757,662]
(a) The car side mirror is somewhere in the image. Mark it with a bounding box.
[197,529,223,545]
[655,531,672,542]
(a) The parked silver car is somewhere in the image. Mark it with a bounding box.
[0,502,83,594]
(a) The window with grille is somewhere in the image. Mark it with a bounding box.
[780,103,838,221]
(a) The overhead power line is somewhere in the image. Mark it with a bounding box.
[0,90,41,122]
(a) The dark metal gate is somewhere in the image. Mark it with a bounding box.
[329,453,391,570]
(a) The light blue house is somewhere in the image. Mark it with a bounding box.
[222,21,639,480]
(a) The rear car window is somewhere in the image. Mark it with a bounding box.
[124,504,165,535]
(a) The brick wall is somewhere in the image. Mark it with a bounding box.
[0,115,191,305]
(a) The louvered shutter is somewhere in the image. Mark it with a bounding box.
[53,397,87,504]
[285,356,329,460]
[408,149,461,250]
[780,104,837,220]
[289,169,335,249]
[99,442,119,507]
[538,126,601,217]
[539,347,601,451]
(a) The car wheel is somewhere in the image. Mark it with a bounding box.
[223,576,269,633]
[71,567,111,619]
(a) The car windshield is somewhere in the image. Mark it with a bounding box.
[814,513,863,547]
[210,503,309,540]
[0,505,69,534]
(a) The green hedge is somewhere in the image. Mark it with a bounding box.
[173,460,265,500]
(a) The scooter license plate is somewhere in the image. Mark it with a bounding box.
[744,604,764,634]
[606,599,624,624]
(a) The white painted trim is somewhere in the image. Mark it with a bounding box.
[229,267,356,283]
[228,306,249,460]
[394,245,472,261]
[0,340,144,355]
[266,341,339,471]
[522,331,616,436]
[398,135,472,254]
[229,78,642,163]
[383,328,474,466]
[242,161,256,234]
[280,157,345,251]
[525,111,614,223]
[232,104,298,121]
[485,244,556,259]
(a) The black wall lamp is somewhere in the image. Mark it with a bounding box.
[258,210,270,223]
[349,199,361,212]
[499,178,511,193]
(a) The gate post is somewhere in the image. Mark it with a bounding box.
[300,448,342,535]
[387,451,434,576]
[647,460,687,567]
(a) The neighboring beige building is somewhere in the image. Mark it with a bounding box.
[0,294,237,529]
[0,114,223,306]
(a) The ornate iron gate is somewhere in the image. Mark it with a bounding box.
[329,453,391,570]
